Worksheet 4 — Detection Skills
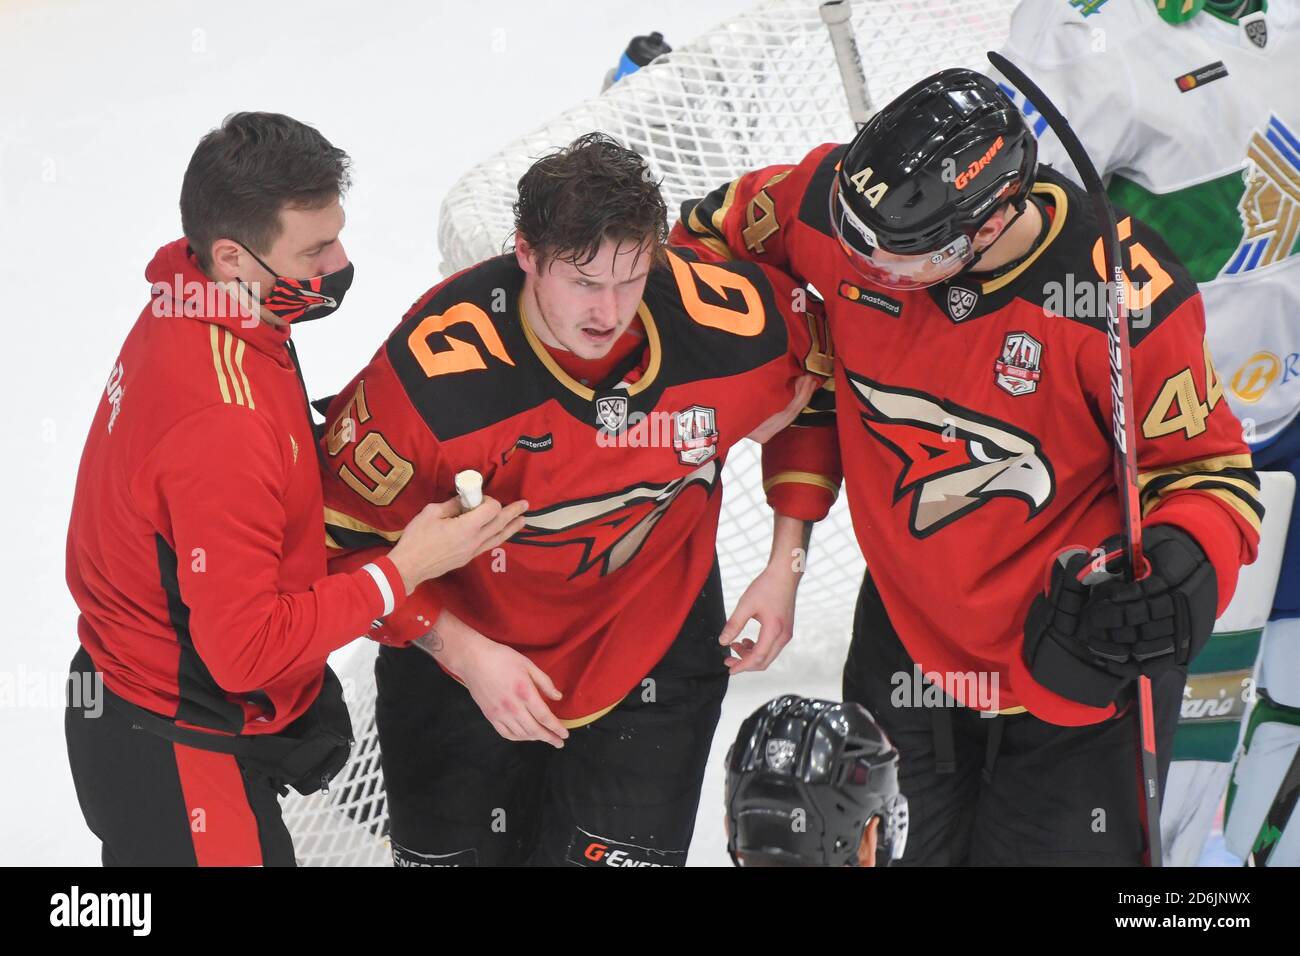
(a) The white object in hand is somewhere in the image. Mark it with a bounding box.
[455,470,483,510]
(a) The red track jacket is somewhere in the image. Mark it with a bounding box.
[66,238,406,735]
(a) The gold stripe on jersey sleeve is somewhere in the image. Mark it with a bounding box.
[209,324,233,404]
[234,338,255,410]
[762,470,840,497]
[323,507,403,542]
[222,330,245,406]
[686,203,735,260]
[979,182,1069,295]
[1136,454,1255,492]
[1152,472,1261,500]
[326,530,343,550]
[710,177,742,245]
[1138,453,1262,531]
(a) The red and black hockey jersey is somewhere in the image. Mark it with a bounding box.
[672,146,1262,727]
[320,250,829,724]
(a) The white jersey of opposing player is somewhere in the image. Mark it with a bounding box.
[995,0,1300,445]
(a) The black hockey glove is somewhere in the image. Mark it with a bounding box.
[1022,525,1218,709]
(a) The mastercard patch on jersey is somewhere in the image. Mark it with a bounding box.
[837,279,903,318]
[566,827,685,868]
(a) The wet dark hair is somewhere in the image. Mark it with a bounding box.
[512,132,668,271]
[180,111,351,271]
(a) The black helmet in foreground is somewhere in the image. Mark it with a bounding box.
[830,67,1037,290]
[725,696,908,867]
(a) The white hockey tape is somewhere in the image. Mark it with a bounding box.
[455,469,484,510]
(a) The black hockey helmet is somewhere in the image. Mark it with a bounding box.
[724,695,908,867]
[830,67,1037,290]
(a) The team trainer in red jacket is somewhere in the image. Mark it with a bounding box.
[64,112,524,866]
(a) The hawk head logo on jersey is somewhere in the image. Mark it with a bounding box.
[847,373,1054,537]
[514,460,720,577]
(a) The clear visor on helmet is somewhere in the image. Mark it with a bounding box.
[830,177,975,291]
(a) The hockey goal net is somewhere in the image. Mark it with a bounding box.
[283,0,1018,866]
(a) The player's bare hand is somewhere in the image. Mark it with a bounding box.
[746,374,819,445]
[388,495,528,593]
[460,638,568,748]
[719,563,800,674]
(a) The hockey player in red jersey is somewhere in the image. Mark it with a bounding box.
[319,133,829,866]
[672,69,1263,865]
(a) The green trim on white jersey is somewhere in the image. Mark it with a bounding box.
[997,0,1300,440]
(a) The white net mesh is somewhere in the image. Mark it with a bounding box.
[283,0,1018,865]
[280,644,389,866]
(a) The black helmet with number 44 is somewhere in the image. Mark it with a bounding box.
[830,67,1037,290]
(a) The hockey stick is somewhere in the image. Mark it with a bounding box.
[1250,728,1300,865]
[820,0,873,129]
[988,51,1162,867]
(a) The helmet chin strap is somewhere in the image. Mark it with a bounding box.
[961,199,1030,277]
[958,193,1055,283]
